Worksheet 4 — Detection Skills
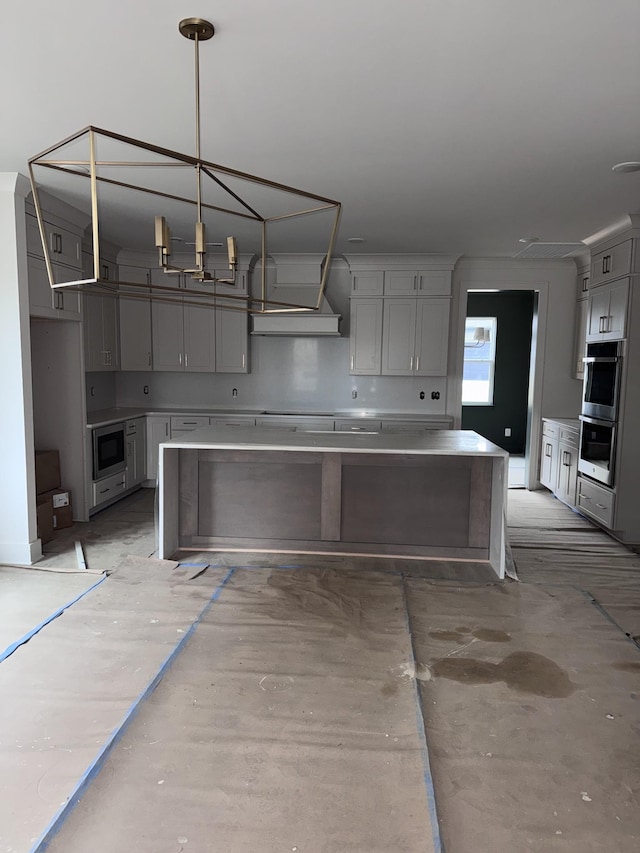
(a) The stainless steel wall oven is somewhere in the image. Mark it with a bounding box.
[582,341,623,421]
[92,422,126,481]
[578,415,616,487]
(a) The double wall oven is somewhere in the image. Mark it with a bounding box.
[578,341,623,487]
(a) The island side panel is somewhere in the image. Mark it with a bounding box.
[489,455,507,579]
[340,454,488,550]
[158,446,180,560]
[196,449,323,540]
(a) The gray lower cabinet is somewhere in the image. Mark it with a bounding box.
[125,418,147,489]
[539,419,579,509]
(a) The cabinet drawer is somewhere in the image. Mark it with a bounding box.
[256,417,334,431]
[170,416,210,432]
[209,416,256,428]
[590,240,633,287]
[559,426,579,447]
[577,477,615,528]
[381,420,451,432]
[542,420,560,438]
[92,471,127,508]
[335,419,382,432]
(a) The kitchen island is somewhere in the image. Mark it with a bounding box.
[158,427,508,578]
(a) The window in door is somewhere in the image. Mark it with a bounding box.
[462,317,497,405]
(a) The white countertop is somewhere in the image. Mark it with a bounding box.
[86,407,452,429]
[160,425,507,457]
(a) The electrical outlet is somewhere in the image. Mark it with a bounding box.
[143,385,149,395]
[504,427,511,437]
[232,388,238,397]
[352,389,357,399]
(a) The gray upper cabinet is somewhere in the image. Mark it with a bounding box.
[151,269,216,372]
[586,278,628,342]
[349,298,383,375]
[589,239,633,288]
[381,298,449,376]
[119,265,152,371]
[215,307,249,373]
[26,212,83,320]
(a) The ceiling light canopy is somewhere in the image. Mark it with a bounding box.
[28,17,342,315]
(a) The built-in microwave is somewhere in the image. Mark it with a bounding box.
[582,341,623,421]
[92,422,126,481]
[578,415,616,487]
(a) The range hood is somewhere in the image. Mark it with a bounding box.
[251,254,341,336]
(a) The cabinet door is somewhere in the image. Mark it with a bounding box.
[146,417,170,482]
[350,272,384,296]
[586,279,628,341]
[590,240,632,287]
[83,293,105,371]
[604,279,628,340]
[539,437,559,491]
[28,255,57,316]
[215,307,249,373]
[152,301,185,371]
[382,299,416,375]
[183,302,215,371]
[417,271,452,296]
[384,271,417,295]
[573,298,588,379]
[586,288,611,340]
[414,298,449,376]
[119,265,152,371]
[556,443,578,508]
[349,298,383,375]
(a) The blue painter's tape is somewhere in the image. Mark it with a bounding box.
[31,566,236,853]
[0,575,107,665]
[399,575,444,853]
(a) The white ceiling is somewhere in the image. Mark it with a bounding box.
[3,0,640,257]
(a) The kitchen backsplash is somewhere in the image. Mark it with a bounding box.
[112,337,447,414]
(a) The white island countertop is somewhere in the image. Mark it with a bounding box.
[161,425,507,457]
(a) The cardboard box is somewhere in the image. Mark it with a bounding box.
[36,495,54,544]
[35,450,61,495]
[41,488,74,530]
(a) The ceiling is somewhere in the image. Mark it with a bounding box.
[3,0,640,258]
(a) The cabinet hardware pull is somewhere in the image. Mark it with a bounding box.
[185,353,188,368]
[178,352,182,366]
[99,488,109,495]
[545,443,552,457]
[415,356,420,372]
[410,355,414,371]
[242,353,246,369]
[595,502,606,509]
[582,277,589,292]
[607,314,612,333]
[350,355,354,370]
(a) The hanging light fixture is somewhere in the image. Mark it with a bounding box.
[27,17,342,314]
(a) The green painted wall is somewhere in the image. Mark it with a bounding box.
[462,290,534,453]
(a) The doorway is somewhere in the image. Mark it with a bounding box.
[461,291,536,488]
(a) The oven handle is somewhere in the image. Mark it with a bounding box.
[579,414,616,427]
[582,356,620,364]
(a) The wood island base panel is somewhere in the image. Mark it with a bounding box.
[158,427,508,578]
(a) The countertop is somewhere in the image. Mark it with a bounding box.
[86,407,453,429]
[160,425,507,457]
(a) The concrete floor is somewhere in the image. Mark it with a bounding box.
[5,485,640,851]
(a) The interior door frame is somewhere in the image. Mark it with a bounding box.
[449,276,549,491]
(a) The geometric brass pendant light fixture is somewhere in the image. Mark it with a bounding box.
[27,17,342,314]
